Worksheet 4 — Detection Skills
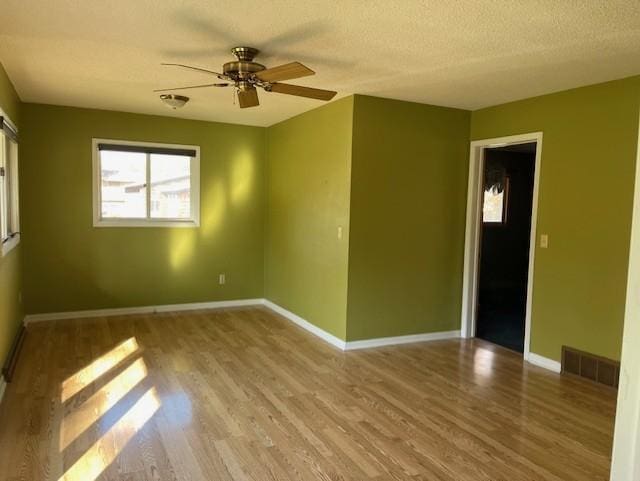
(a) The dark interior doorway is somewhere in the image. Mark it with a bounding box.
[476,143,536,353]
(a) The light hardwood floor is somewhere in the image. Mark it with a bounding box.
[0,307,616,481]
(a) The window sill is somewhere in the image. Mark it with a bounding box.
[1,233,20,257]
[93,219,199,228]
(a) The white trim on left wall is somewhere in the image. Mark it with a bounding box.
[24,298,264,324]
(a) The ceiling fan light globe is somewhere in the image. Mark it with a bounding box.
[159,94,189,109]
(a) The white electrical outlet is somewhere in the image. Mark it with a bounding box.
[337,226,343,240]
[219,274,226,285]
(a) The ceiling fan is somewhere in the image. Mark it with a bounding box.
[156,47,338,108]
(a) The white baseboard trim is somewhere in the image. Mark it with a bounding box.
[23,297,463,353]
[527,352,562,373]
[23,298,264,324]
[345,330,461,350]
[0,375,6,405]
[262,300,347,350]
[262,300,461,352]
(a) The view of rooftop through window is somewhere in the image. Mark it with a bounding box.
[150,154,191,219]
[100,151,146,218]
[100,151,191,220]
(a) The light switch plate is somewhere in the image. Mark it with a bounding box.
[540,234,549,248]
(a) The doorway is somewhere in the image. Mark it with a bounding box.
[461,132,542,359]
[475,143,536,352]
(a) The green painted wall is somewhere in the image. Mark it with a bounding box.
[0,63,23,367]
[471,76,640,361]
[13,71,639,363]
[21,104,265,314]
[265,97,353,340]
[346,95,471,340]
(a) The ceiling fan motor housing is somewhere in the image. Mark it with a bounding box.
[231,47,259,61]
[224,47,266,81]
[223,60,265,79]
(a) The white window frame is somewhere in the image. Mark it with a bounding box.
[92,138,200,228]
[0,112,20,257]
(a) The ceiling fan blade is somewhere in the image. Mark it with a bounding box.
[269,83,337,101]
[254,62,314,82]
[154,83,230,92]
[238,88,259,108]
[161,63,228,79]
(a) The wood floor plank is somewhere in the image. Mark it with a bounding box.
[0,306,616,480]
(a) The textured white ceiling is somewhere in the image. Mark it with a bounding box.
[2,0,640,127]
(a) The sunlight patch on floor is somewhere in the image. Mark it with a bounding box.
[62,338,139,403]
[58,387,160,481]
[60,357,148,450]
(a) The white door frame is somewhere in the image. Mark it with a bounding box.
[610,111,640,481]
[460,132,543,360]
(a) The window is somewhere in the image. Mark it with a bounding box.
[482,176,509,224]
[0,116,20,256]
[93,139,200,227]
